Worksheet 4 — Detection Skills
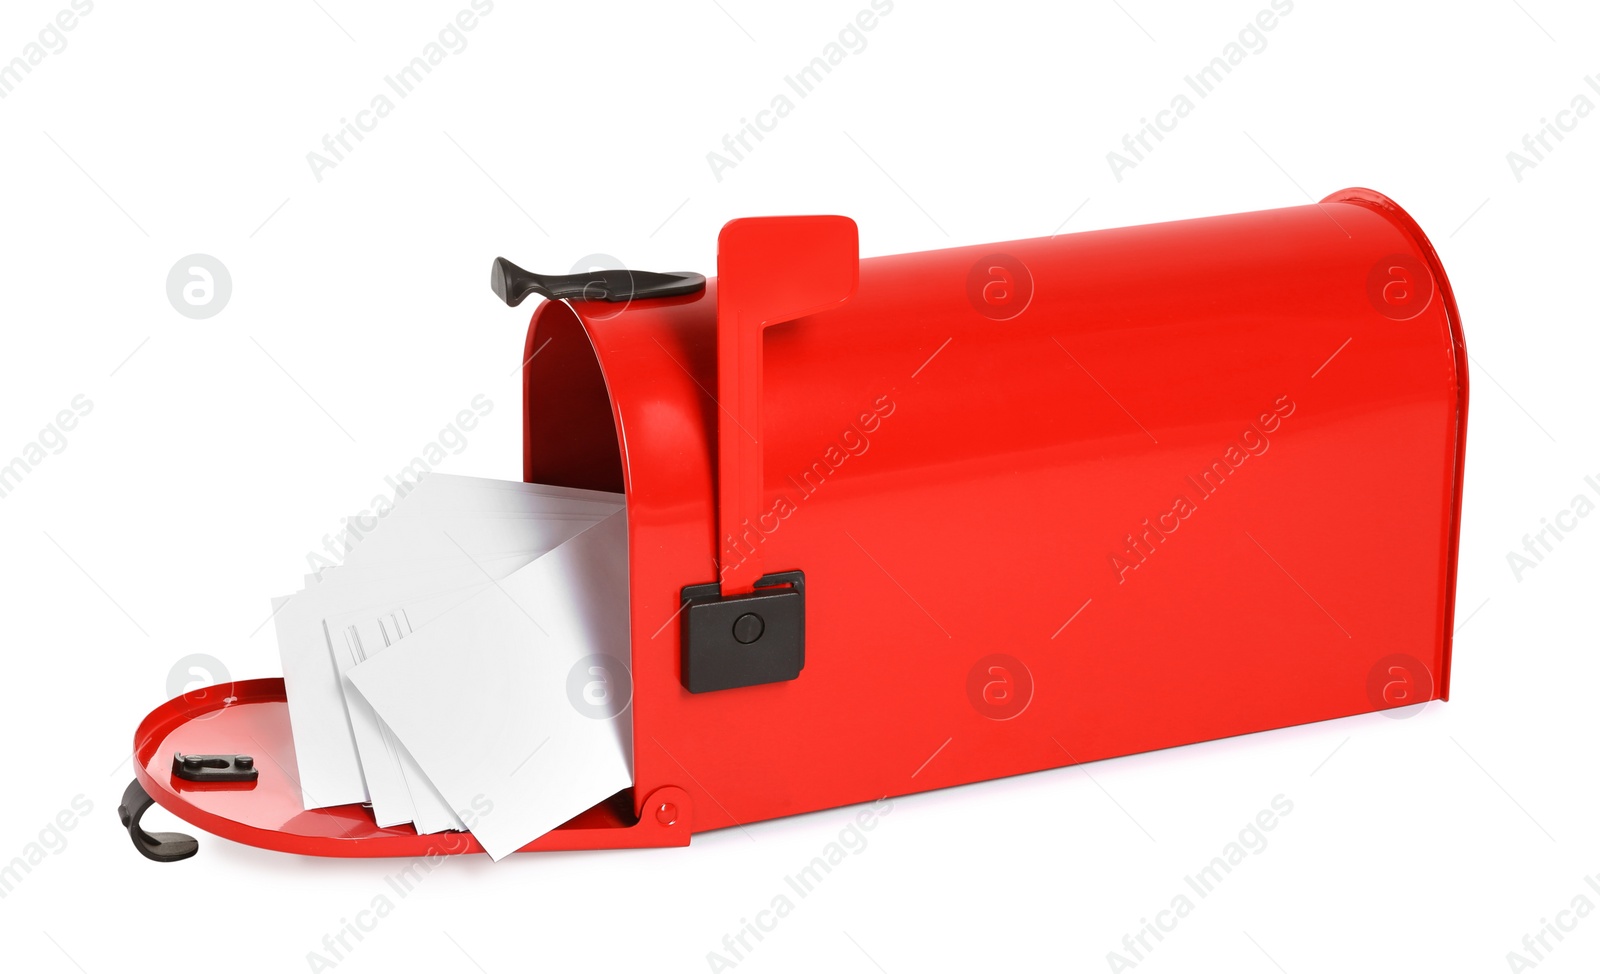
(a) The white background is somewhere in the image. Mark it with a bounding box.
[1,1,1595,971]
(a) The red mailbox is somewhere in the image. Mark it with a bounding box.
[122,188,1467,859]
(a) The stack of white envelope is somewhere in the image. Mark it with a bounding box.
[272,472,633,859]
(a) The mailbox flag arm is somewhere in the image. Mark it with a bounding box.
[713,216,858,595]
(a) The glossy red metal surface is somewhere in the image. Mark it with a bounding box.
[714,215,859,594]
[131,679,691,856]
[526,188,1466,838]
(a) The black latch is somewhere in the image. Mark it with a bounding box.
[172,752,258,783]
[490,257,706,306]
[119,778,198,862]
[680,571,805,693]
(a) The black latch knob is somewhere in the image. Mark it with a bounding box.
[732,612,765,644]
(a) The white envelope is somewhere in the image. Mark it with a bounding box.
[346,511,633,860]
[380,473,623,518]
[326,601,462,832]
[275,553,528,810]
[329,513,621,828]
[274,475,623,811]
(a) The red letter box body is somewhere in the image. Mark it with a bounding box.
[127,188,1466,857]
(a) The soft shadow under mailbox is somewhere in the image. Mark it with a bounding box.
[123,188,1467,858]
